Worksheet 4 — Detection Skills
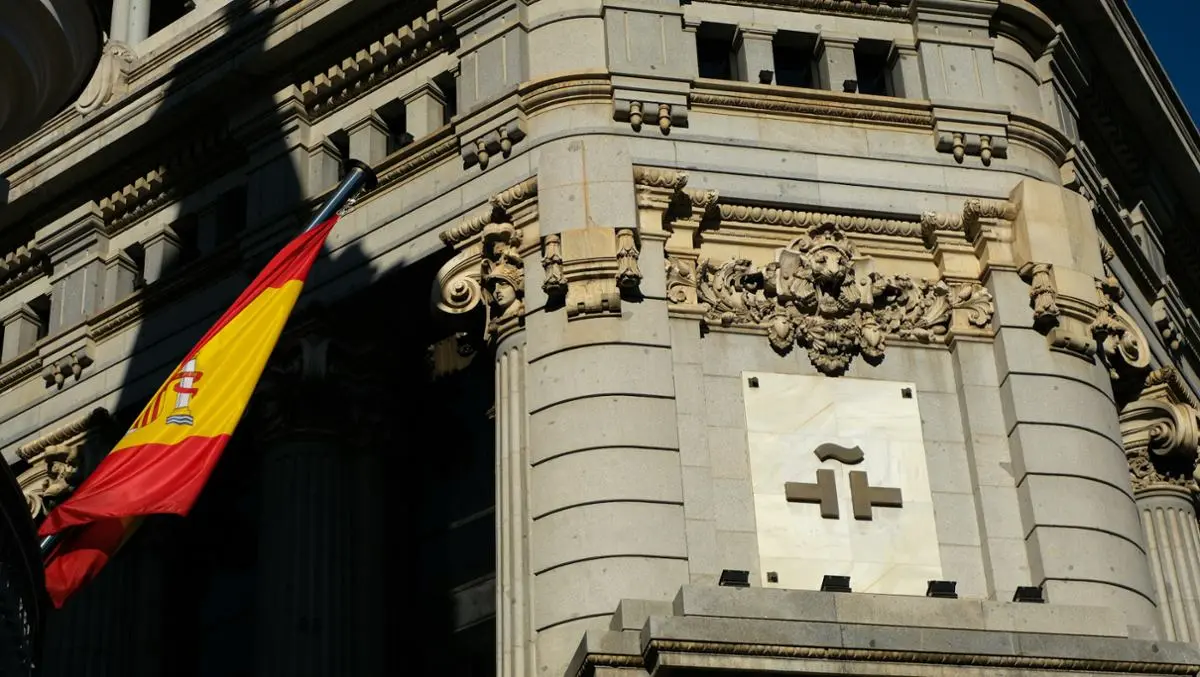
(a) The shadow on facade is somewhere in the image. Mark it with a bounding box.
[40,1,494,675]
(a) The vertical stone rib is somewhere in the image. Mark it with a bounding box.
[507,344,529,677]
[1172,504,1200,640]
[1156,505,1187,639]
[1143,505,1175,640]
[496,336,529,677]
[1137,488,1200,643]
[496,345,512,677]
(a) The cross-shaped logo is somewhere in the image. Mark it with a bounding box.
[784,444,903,520]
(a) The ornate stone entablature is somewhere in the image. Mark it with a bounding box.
[690,222,993,376]
[631,166,1000,375]
[14,407,109,519]
[1122,369,1200,495]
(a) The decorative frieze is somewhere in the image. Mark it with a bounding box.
[690,83,932,129]
[0,243,49,296]
[439,178,538,246]
[688,220,994,376]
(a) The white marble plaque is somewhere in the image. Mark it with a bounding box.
[743,372,942,594]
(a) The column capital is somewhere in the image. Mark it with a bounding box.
[1121,369,1200,495]
[253,328,390,445]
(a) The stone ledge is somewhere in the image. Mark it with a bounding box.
[567,585,1200,677]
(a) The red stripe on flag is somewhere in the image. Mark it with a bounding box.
[43,517,134,608]
[184,215,337,359]
[39,434,232,537]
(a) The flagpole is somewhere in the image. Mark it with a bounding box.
[38,158,378,560]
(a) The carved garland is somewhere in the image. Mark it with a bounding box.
[688,220,994,376]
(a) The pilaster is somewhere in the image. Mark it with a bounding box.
[734,25,777,85]
[38,202,109,336]
[816,33,858,93]
[140,226,181,285]
[404,82,447,140]
[346,112,389,166]
[1,305,40,362]
[911,0,1010,165]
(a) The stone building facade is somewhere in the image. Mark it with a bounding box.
[3,0,1200,675]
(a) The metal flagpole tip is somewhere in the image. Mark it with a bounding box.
[342,158,379,192]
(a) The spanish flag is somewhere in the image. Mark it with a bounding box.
[38,216,340,607]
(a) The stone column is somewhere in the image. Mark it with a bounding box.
[252,332,385,676]
[433,148,688,677]
[1139,488,1200,642]
[734,25,776,84]
[995,178,1159,632]
[127,0,151,45]
[1122,372,1200,642]
[528,139,687,674]
[494,332,531,677]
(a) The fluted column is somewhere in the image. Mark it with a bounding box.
[495,332,531,677]
[253,331,385,676]
[1123,370,1200,643]
[1139,488,1200,642]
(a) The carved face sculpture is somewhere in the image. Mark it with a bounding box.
[491,279,517,307]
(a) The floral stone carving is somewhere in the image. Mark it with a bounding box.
[694,221,994,376]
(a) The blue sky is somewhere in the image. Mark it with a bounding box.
[1129,0,1200,126]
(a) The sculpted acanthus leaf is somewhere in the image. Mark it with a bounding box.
[692,221,993,376]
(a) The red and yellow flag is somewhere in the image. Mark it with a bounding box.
[38,216,340,607]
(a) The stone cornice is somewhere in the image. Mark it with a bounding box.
[690,80,934,129]
[520,73,612,116]
[16,407,109,461]
[684,0,910,21]
[576,639,1200,677]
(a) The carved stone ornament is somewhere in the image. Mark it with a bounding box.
[1091,278,1151,383]
[615,228,642,289]
[16,408,110,519]
[693,220,995,376]
[75,40,138,114]
[1122,393,1200,495]
[1018,262,1060,329]
[482,222,525,341]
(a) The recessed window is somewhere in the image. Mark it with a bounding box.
[696,23,737,80]
[149,0,194,36]
[854,40,893,96]
[377,102,413,154]
[773,32,818,89]
[27,294,51,339]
